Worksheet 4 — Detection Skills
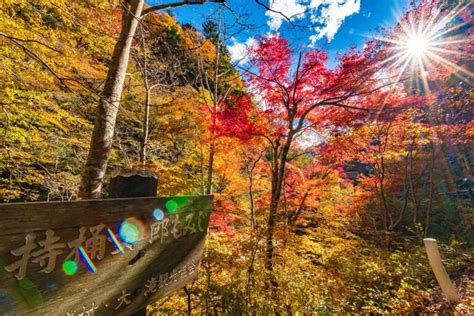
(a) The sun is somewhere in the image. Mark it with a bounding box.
[376,1,472,87]
[405,33,430,58]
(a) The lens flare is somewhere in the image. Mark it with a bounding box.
[174,196,189,207]
[62,260,78,276]
[165,200,178,213]
[106,227,124,255]
[153,208,165,221]
[78,247,97,273]
[118,218,145,245]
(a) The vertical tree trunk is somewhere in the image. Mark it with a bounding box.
[205,15,222,196]
[204,248,211,315]
[245,150,262,231]
[265,147,279,303]
[249,173,256,231]
[79,0,144,199]
[266,190,280,310]
[265,138,292,307]
[425,147,436,237]
[245,237,258,311]
[200,144,205,195]
[139,87,151,165]
[206,141,215,195]
[460,144,472,176]
[183,286,192,316]
[266,197,279,293]
[408,141,419,226]
[138,25,151,166]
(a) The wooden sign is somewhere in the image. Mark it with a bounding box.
[0,195,212,315]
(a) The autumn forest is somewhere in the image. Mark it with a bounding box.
[0,0,473,314]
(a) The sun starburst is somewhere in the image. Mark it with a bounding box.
[377,1,473,90]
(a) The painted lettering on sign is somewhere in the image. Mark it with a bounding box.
[4,210,208,280]
[149,211,208,245]
[66,302,98,316]
[5,230,67,280]
[4,225,117,280]
[146,261,198,293]
[63,260,200,314]
[115,289,132,310]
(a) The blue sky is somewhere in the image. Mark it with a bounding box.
[148,1,412,67]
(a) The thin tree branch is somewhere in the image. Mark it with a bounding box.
[141,0,225,18]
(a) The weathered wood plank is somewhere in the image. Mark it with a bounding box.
[0,195,212,315]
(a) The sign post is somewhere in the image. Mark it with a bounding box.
[0,195,212,315]
[423,238,460,305]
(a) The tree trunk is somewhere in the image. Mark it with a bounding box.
[460,144,472,176]
[425,147,435,237]
[245,236,258,310]
[378,151,391,230]
[204,248,211,315]
[79,0,144,199]
[266,197,279,300]
[200,144,205,195]
[184,286,192,316]
[245,150,262,231]
[138,25,151,166]
[206,142,215,195]
[139,87,151,165]
[265,138,292,306]
[249,173,256,231]
[408,141,419,226]
[291,192,308,224]
[205,16,221,196]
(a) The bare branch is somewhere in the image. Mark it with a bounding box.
[141,0,225,18]
[0,32,62,54]
[0,32,74,91]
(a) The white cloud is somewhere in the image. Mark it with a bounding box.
[309,0,361,44]
[227,37,257,64]
[265,0,361,45]
[265,0,306,31]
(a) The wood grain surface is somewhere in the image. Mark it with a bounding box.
[0,195,212,315]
